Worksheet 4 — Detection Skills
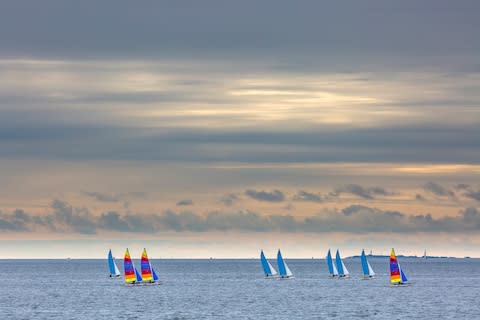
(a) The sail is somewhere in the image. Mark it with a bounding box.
[400,265,408,283]
[361,249,374,277]
[327,250,338,276]
[140,248,153,282]
[135,267,143,282]
[108,249,120,277]
[277,249,293,278]
[360,250,369,276]
[152,268,159,281]
[390,248,403,284]
[123,248,136,284]
[267,260,278,276]
[341,259,350,276]
[260,250,278,277]
[335,250,346,276]
[367,261,375,276]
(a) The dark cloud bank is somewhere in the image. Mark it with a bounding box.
[1,200,479,235]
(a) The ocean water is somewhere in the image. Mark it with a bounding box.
[1,258,479,319]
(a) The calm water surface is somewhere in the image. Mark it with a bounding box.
[1,258,479,319]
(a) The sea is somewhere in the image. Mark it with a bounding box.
[1,258,479,319]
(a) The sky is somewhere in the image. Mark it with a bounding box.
[1,1,480,258]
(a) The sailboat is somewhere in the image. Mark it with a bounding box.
[260,250,278,278]
[335,250,350,278]
[107,249,121,278]
[277,249,294,279]
[360,249,375,279]
[140,248,160,284]
[326,249,338,277]
[124,248,142,285]
[390,248,408,285]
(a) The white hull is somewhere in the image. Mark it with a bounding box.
[277,276,294,280]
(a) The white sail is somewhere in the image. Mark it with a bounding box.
[267,260,278,276]
[332,261,338,276]
[113,260,121,276]
[341,259,350,276]
[284,260,293,277]
[367,261,375,276]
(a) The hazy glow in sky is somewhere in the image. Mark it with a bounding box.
[1,1,480,258]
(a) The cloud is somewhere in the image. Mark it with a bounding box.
[219,194,240,206]
[244,189,285,202]
[415,194,426,201]
[51,200,97,234]
[176,199,194,206]
[1,200,479,234]
[84,191,147,203]
[424,182,455,198]
[84,192,120,202]
[332,184,393,199]
[0,209,29,231]
[292,191,322,202]
[465,190,480,201]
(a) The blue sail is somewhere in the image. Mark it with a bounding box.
[135,267,143,282]
[260,250,272,276]
[327,250,334,275]
[108,250,116,275]
[360,250,369,276]
[335,250,345,275]
[152,268,159,281]
[277,250,287,276]
[400,267,408,283]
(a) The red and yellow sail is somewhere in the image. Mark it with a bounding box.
[390,248,401,284]
[141,248,153,282]
[124,248,136,284]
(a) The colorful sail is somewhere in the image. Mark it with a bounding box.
[361,249,375,278]
[124,248,136,284]
[390,248,407,284]
[141,248,154,282]
[326,249,338,277]
[277,249,293,278]
[108,249,121,277]
[260,250,278,277]
[335,250,349,277]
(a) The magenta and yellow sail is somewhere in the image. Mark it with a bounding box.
[390,248,408,284]
[390,248,401,284]
[140,248,153,282]
[124,248,136,284]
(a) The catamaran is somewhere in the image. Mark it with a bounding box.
[335,250,350,278]
[107,249,121,278]
[124,248,143,285]
[140,248,160,285]
[277,249,294,279]
[260,250,278,278]
[390,248,408,285]
[360,249,375,279]
[326,249,338,277]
